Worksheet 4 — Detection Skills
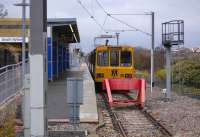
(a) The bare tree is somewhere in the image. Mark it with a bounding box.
[0,3,8,18]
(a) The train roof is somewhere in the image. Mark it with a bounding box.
[95,45,133,48]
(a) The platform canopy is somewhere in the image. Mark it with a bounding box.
[47,18,80,43]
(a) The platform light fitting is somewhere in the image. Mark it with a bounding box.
[69,24,74,33]
[73,33,78,43]
[69,24,78,42]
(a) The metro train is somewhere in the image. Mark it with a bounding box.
[87,45,135,87]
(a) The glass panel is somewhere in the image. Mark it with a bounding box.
[120,51,132,67]
[110,50,119,66]
[97,51,108,66]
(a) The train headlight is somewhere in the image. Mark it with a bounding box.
[125,74,132,78]
[96,73,104,78]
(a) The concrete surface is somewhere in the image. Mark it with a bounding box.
[80,63,98,122]
[47,62,98,123]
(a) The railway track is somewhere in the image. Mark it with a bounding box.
[98,92,173,137]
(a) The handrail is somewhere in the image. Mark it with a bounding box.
[0,59,29,71]
[0,59,29,105]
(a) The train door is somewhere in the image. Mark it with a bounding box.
[110,49,120,78]
[95,49,109,81]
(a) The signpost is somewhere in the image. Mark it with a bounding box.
[67,78,83,127]
[0,37,29,43]
[66,77,86,137]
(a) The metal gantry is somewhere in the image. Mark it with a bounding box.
[162,20,184,99]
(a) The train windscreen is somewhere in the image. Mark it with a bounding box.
[120,51,132,67]
[97,51,109,66]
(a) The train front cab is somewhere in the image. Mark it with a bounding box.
[94,46,135,87]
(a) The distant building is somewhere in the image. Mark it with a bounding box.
[191,47,200,53]
[0,18,29,67]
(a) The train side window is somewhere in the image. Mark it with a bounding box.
[97,51,108,66]
[110,50,119,66]
[120,51,132,67]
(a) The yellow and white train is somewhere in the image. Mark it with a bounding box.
[88,45,135,86]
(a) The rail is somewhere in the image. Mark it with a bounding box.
[0,60,29,106]
[100,92,173,137]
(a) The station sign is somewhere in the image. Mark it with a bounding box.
[0,37,29,43]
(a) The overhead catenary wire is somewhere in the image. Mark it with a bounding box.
[95,0,108,14]
[95,0,151,36]
[77,0,160,46]
[102,15,108,27]
[101,14,138,33]
[95,0,162,47]
[77,0,151,36]
[108,15,152,36]
[98,15,108,34]
[110,13,152,16]
[104,29,136,32]
[76,0,106,32]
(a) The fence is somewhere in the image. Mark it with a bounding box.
[0,60,29,106]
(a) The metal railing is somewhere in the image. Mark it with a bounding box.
[0,60,29,105]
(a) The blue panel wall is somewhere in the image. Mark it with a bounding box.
[48,37,70,81]
[58,45,63,74]
[53,41,58,78]
[63,47,70,70]
[66,48,70,69]
[63,47,67,70]
[48,37,53,81]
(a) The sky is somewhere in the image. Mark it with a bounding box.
[1,0,200,52]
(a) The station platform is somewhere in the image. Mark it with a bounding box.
[47,62,98,123]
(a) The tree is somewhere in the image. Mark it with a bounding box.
[172,58,200,88]
[134,47,150,71]
[0,3,8,18]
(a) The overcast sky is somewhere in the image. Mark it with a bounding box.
[2,0,200,52]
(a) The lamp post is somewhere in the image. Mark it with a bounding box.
[150,12,155,93]
[14,0,29,84]
[14,1,30,136]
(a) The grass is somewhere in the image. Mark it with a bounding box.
[172,84,200,96]
[0,112,15,137]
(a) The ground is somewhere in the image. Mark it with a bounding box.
[146,86,200,137]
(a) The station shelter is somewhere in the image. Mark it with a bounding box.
[0,18,80,80]
[47,18,80,81]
